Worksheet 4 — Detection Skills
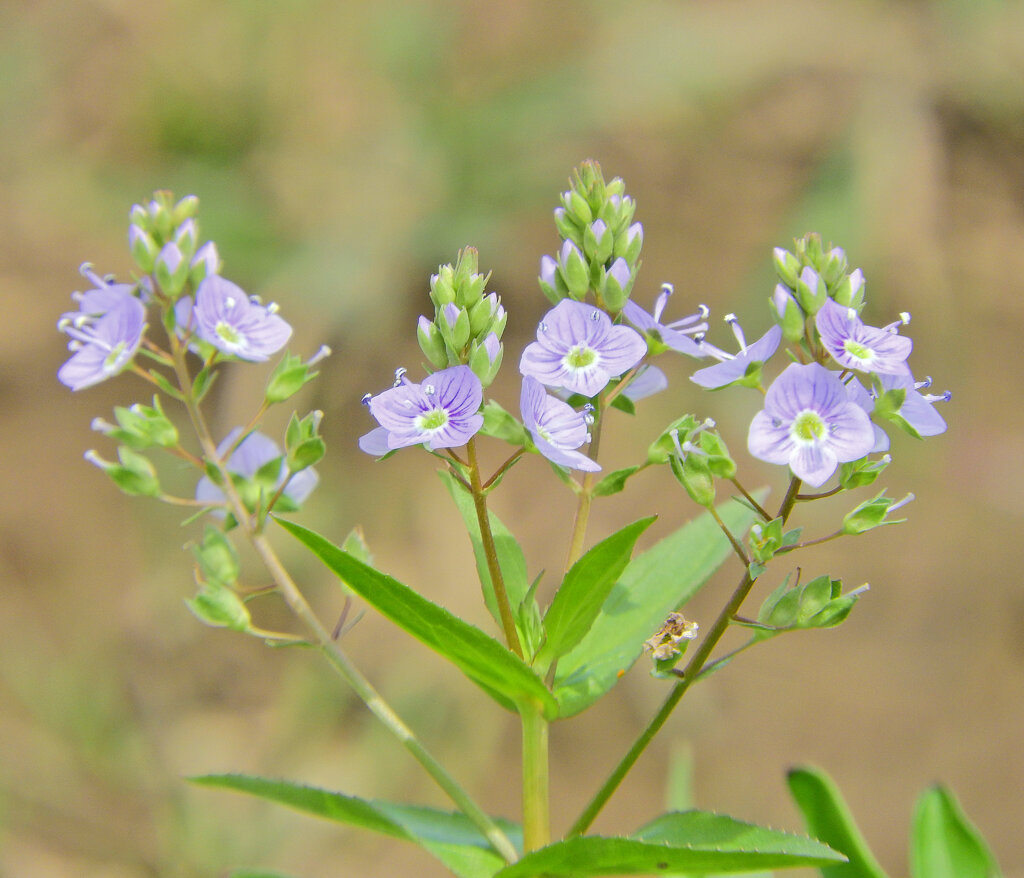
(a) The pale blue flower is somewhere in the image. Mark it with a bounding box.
[196,428,318,512]
[815,298,912,376]
[691,318,782,389]
[520,376,600,472]
[748,362,875,487]
[519,300,646,397]
[193,276,292,361]
[361,365,483,452]
[58,294,147,391]
[621,283,708,356]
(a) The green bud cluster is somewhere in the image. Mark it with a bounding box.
[128,191,218,299]
[771,233,866,340]
[539,160,643,312]
[418,248,506,387]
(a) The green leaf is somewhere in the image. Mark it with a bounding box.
[786,766,889,877]
[193,774,516,878]
[493,811,843,876]
[439,470,531,630]
[553,496,763,717]
[277,518,558,718]
[910,785,1002,878]
[538,517,655,669]
[593,465,641,497]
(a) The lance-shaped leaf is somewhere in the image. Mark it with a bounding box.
[493,810,844,876]
[193,774,517,878]
[439,471,531,630]
[536,516,655,671]
[553,496,763,717]
[277,518,557,718]
[787,766,889,877]
[910,785,1002,878]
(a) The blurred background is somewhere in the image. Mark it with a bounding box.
[2,0,1023,875]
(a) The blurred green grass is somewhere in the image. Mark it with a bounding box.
[2,1,1023,875]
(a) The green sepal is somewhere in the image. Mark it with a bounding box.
[341,525,374,567]
[773,247,801,287]
[697,430,736,479]
[536,517,655,671]
[191,774,519,878]
[87,447,161,497]
[593,465,641,497]
[493,810,844,876]
[840,455,890,490]
[841,491,907,535]
[265,352,320,404]
[787,765,891,877]
[286,434,325,474]
[103,396,179,449]
[185,585,252,632]
[479,400,528,445]
[193,525,240,589]
[758,575,861,634]
[910,785,1003,878]
[648,415,700,464]
[670,451,715,508]
[608,392,636,415]
[277,518,558,718]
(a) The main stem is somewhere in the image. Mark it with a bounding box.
[170,341,518,864]
[520,707,550,853]
[565,403,604,570]
[567,476,803,837]
[466,437,523,658]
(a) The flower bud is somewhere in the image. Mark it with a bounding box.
[430,266,457,306]
[558,239,590,299]
[772,247,801,287]
[770,283,805,343]
[172,194,200,225]
[600,257,632,311]
[417,315,449,368]
[186,584,252,631]
[833,268,865,310]
[822,246,848,288]
[614,221,643,264]
[174,218,199,264]
[794,266,826,314]
[154,242,190,297]
[129,224,159,273]
[285,410,326,473]
[438,302,471,351]
[584,219,613,263]
[190,241,221,285]
[553,206,579,242]
[468,333,503,386]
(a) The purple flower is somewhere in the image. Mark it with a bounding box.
[58,294,147,391]
[361,365,484,453]
[519,300,647,397]
[691,318,782,389]
[883,373,949,437]
[520,377,600,472]
[815,297,912,376]
[622,364,668,401]
[196,428,318,512]
[621,283,708,356]
[844,378,891,453]
[59,263,137,324]
[193,276,292,361]
[748,362,876,487]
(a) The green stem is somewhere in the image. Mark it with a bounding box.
[520,707,550,853]
[567,476,803,836]
[466,438,524,658]
[169,337,519,864]
[564,403,604,570]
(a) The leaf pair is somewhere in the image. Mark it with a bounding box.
[196,774,844,878]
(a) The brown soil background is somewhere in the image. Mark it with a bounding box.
[1,2,1022,876]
